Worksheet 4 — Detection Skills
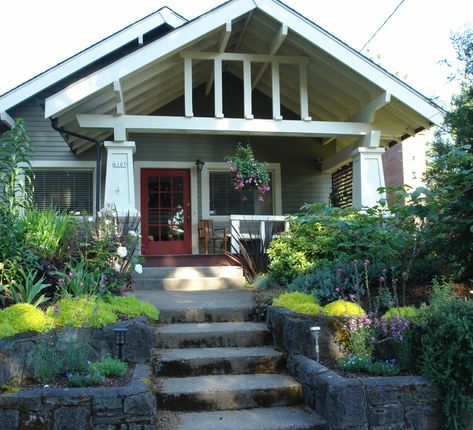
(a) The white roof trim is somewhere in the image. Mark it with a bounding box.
[44,0,443,125]
[1,111,14,128]
[45,0,256,119]
[0,7,186,114]
[254,0,443,125]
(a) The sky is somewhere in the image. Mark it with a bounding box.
[0,0,471,107]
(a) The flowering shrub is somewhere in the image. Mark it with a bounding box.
[225,143,270,201]
[338,356,399,376]
[76,206,143,294]
[66,370,106,387]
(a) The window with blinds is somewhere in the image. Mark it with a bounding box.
[209,171,273,216]
[31,170,94,215]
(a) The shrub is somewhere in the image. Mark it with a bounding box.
[383,306,418,320]
[413,298,473,429]
[48,297,118,328]
[272,292,323,315]
[33,337,64,382]
[92,357,128,377]
[289,259,366,305]
[100,295,159,321]
[323,300,365,317]
[0,304,53,337]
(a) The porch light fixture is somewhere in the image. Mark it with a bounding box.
[113,327,128,360]
[195,159,205,172]
[310,326,321,362]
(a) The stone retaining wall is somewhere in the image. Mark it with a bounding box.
[267,306,442,430]
[0,316,153,386]
[0,364,156,430]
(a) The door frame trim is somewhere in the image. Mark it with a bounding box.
[134,161,199,254]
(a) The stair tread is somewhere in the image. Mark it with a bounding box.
[167,407,326,430]
[155,346,282,361]
[159,373,300,394]
[156,322,267,334]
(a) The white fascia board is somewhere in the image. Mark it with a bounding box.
[45,0,257,119]
[0,8,186,114]
[0,111,14,128]
[77,114,372,138]
[254,0,444,125]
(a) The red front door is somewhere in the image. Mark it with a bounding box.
[141,169,192,255]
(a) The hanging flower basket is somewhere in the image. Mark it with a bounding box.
[225,143,271,201]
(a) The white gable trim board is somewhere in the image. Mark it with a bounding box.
[0,8,186,117]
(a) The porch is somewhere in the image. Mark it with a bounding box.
[39,1,441,258]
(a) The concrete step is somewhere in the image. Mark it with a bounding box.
[134,266,245,291]
[167,406,327,430]
[153,347,284,376]
[133,290,255,323]
[154,322,270,348]
[156,374,302,411]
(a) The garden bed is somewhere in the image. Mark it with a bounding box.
[267,306,442,430]
[0,364,156,430]
[0,316,153,387]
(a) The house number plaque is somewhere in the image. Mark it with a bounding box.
[112,161,128,168]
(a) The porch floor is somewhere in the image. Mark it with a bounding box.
[143,254,237,267]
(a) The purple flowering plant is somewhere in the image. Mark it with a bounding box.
[225,143,270,202]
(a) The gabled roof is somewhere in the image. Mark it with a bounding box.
[0,6,187,116]
[2,0,444,149]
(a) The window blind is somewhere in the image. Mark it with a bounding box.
[31,170,93,215]
[209,171,273,216]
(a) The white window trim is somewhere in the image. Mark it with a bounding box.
[202,162,282,222]
[30,160,97,215]
[133,161,199,254]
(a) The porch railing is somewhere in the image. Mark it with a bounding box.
[229,215,289,254]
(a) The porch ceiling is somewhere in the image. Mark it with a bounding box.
[47,5,442,154]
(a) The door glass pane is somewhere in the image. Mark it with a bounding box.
[159,210,172,224]
[160,176,171,191]
[173,176,183,191]
[173,194,183,208]
[148,226,159,241]
[148,194,158,208]
[148,176,158,191]
[172,207,184,224]
[160,193,171,208]
[160,226,172,241]
[172,225,184,241]
[149,211,159,224]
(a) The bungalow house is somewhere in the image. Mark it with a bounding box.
[0,0,443,257]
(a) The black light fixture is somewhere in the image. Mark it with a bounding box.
[195,159,205,172]
[113,327,128,360]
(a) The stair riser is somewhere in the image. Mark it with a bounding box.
[134,277,245,291]
[137,266,243,278]
[156,386,302,411]
[154,331,271,349]
[153,355,285,377]
[159,307,253,323]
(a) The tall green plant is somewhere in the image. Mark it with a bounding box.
[0,118,33,215]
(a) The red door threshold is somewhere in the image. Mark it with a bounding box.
[143,254,238,267]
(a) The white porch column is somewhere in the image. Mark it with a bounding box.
[103,141,138,216]
[351,147,386,208]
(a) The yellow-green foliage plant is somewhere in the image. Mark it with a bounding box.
[99,295,159,321]
[272,291,323,315]
[0,304,53,338]
[383,306,418,320]
[323,300,365,317]
[47,297,119,328]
